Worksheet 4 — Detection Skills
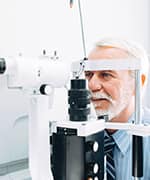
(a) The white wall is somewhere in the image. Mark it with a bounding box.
[0,0,149,164]
[84,0,150,52]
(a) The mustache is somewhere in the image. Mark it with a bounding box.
[90,92,114,103]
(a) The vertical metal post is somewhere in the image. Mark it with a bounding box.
[132,70,143,180]
[78,0,87,58]
[135,70,142,124]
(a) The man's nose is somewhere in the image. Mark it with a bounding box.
[88,74,102,92]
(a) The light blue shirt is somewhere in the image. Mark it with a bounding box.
[111,108,150,180]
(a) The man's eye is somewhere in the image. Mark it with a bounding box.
[101,72,113,79]
[85,71,93,79]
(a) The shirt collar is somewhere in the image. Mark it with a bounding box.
[111,114,134,156]
[112,129,131,156]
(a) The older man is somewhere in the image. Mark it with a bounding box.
[85,38,150,179]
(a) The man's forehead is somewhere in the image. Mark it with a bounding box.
[88,46,129,60]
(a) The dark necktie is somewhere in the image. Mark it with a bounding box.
[104,131,116,180]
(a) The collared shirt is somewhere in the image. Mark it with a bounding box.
[111,107,150,180]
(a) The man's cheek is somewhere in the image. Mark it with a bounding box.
[109,87,121,101]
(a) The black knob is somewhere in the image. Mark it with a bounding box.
[87,176,99,180]
[86,141,99,152]
[87,163,99,175]
[39,84,52,95]
[94,177,99,180]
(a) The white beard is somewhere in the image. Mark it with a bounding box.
[91,86,133,121]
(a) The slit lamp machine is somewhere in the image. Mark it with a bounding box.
[0,1,150,180]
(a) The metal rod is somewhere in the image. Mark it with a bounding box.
[135,70,142,124]
[132,70,143,179]
[78,0,87,58]
[132,135,143,178]
[70,0,73,8]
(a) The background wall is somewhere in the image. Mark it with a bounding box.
[0,0,149,164]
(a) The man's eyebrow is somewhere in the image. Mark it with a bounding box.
[85,70,115,73]
[84,70,92,73]
[84,70,119,76]
[84,70,90,72]
[103,70,115,73]
[101,70,118,75]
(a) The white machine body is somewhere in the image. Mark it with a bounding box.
[3,56,69,89]
[1,56,150,180]
[0,55,70,180]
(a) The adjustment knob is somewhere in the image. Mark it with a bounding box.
[87,163,99,174]
[39,84,53,95]
[88,177,99,180]
[86,141,99,152]
[94,177,99,180]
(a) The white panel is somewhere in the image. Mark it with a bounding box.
[0,77,28,164]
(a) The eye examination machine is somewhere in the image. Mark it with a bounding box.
[0,0,150,180]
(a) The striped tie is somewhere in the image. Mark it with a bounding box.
[104,131,116,180]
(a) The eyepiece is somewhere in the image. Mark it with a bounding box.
[68,79,91,121]
[0,58,6,74]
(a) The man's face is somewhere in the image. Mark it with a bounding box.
[85,46,135,121]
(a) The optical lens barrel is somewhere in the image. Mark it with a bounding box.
[68,79,90,121]
[0,58,6,74]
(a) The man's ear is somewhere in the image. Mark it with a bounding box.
[141,74,146,86]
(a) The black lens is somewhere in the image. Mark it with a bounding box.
[68,79,90,121]
[0,58,6,74]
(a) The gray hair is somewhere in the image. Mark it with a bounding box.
[95,38,149,84]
